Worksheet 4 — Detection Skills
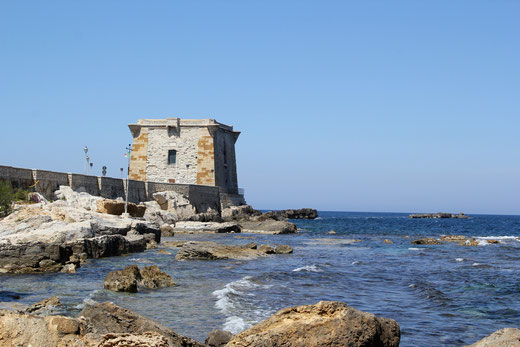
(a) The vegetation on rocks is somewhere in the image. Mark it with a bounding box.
[0,181,13,217]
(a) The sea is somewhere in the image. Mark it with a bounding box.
[1,211,519,346]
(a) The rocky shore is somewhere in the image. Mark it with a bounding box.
[0,298,401,347]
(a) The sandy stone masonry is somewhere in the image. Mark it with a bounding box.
[128,118,240,194]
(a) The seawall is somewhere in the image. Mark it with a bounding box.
[0,165,246,212]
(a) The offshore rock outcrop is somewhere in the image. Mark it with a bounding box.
[104,265,175,293]
[409,212,470,219]
[0,186,159,274]
[174,241,293,260]
[226,301,400,347]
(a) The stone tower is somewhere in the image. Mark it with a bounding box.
[128,118,241,194]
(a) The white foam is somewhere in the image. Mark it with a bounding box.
[212,276,273,334]
[351,261,361,265]
[223,316,251,334]
[74,290,100,309]
[455,258,464,262]
[292,265,322,272]
[472,262,481,266]
[408,248,421,251]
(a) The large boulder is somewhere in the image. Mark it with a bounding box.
[239,220,297,234]
[205,329,233,346]
[79,301,203,346]
[221,205,262,222]
[104,265,175,292]
[226,301,400,347]
[466,328,520,347]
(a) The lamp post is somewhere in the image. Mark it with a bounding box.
[123,144,132,217]
[84,146,89,174]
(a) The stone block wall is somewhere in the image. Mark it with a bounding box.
[33,170,69,198]
[0,164,245,209]
[145,126,199,184]
[196,127,216,185]
[128,127,149,181]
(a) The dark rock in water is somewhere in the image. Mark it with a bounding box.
[226,301,400,347]
[104,265,175,292]
[205,329,233,347]
[411,238,443,245]
[221,205,262,222]
[0,291,22,302]
[466,327,520,347]
[275,245,294,254]
[283,208,318,219]
[409,212,470,219]
[79,301,203,346]
[104,265,141,293]
[139,265,176,289]
[175,241,265,261]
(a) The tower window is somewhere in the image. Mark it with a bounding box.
[168,150,177,165]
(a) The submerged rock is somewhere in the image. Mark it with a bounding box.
[275,245,293,254]
[104,265,175,292]
[226,301,400,347]
[384,239,393,244]
[24,296,62,314]
[466,328,520,347]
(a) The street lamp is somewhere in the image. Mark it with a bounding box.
[84,146,89,174]
[123,144,132,217]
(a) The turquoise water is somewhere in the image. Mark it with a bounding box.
[1,212,519,346]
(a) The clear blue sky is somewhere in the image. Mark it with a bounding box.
[1,1,519,214]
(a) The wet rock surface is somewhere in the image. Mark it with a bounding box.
[410,212,470,219]
[226,301,400,347]
[411,238,443,245]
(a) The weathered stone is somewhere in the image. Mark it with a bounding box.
[60,263,76,273]
[160,223,175,236]
[205,329,233,347]
[275,245,293,254]
[411,238,443,245]
[104,265,141,293]
[104,265,175,293]
[98,331,170,347]
[384,239,393,244]
[79,301,203,346]
[226,301,400,347]
[175,241,269,260]
[139,265,175,289]
[466,328,520,347]
[96,199,146,217]
[459,237,479,246]
[486,239,500,244]
[221,205,261,222]
[328,230,336,234]
[239,220,297,234]
[25,296,61,314]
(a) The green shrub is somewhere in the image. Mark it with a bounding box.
[0,181,14,217]
[13,188,30,202]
